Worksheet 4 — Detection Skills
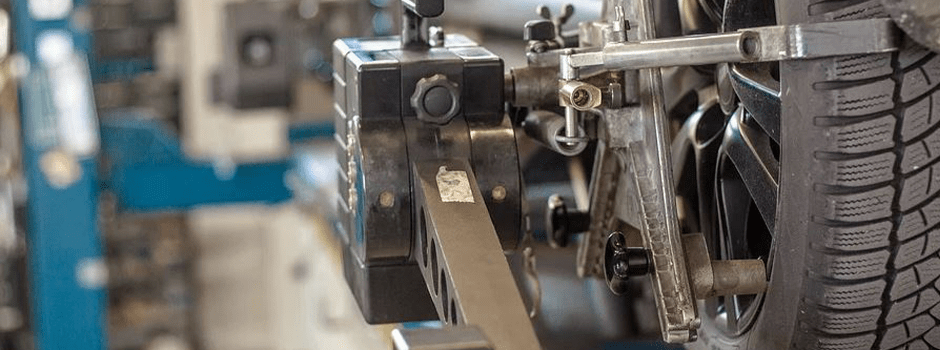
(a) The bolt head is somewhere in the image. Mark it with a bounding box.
[379,191,395,208]
[491,185,507,202]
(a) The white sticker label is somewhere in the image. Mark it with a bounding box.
[436,166,473,203]
[29,0,72,20]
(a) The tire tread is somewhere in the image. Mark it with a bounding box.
[799,1,940,349]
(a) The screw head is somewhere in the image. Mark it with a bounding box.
[379,191,395,208]
[491,185,507,202]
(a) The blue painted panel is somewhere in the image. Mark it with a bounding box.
[108,162,292,211]
[92,58,155,82]
[288,121,335,143]
[100,113,292,212]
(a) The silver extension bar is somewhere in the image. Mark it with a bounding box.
[564,18,901,70]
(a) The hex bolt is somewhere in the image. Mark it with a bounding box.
[604,231,651,295]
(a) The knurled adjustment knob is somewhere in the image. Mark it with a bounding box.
[411,74,461,125]
[604,231,652,296]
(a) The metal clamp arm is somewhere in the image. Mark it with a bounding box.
[412,159,541,350]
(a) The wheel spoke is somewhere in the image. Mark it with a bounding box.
[730,64,781,143]
[720,108,779,233]
[724,295,739,331]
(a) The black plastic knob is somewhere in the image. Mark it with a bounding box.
[546,195,590,248]
[524,20,556,41]
[403,0,444,18]
[604,232,651,295]
[411,74,460,125]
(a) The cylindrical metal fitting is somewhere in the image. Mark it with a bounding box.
[599,32,756,69]
[522,110,587,156]
[563,107,579,142]
[559,81,603,110]
[682,233,767,298]
[710,259,767,297]
[507,66,559,107]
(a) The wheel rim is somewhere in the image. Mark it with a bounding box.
[674,82,780,336]
[668,0,783,336]
[711,104,778,335]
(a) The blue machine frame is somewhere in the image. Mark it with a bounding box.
[12,1,106,349]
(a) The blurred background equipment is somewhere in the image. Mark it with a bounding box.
[7,0,393,349]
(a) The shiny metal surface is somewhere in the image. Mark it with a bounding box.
[719,108,779,232]
[601,32,746,68]
[576,0,702,343]
[567,0,701,343]
[747,18,900,62]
